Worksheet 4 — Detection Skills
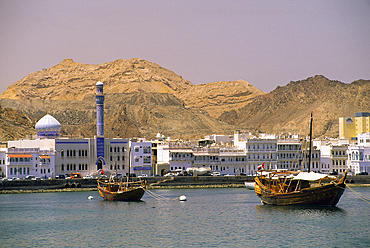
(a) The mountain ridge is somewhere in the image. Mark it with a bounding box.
[0,59,369,141]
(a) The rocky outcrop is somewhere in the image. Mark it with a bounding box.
[178,79,265,120]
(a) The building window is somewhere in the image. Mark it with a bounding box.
[143,146,151,153]
[62,164,64,171]
[143,156,151,164]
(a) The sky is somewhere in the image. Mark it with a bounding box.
[1,0,370,94]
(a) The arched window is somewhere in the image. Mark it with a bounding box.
[61,164,64,171]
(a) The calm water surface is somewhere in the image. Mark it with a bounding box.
[1,187,369,247]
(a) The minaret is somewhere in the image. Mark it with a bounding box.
[95,81,105,136]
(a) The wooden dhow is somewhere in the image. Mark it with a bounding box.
[254,113,346,207]
[98,177,146,201]
[255,170,346,206]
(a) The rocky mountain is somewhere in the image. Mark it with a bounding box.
[0,59,369,141]
[0,106,36,140]
[234,75,370,137]
[178,80,266,123]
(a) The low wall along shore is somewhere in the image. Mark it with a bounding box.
[1,175,369,193]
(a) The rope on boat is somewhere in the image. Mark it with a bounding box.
[345,183,370,205]
[144,188,183,201]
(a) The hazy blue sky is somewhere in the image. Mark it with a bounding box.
[1,0,369,94]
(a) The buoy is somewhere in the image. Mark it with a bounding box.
[179,195,187,201]
[88,195,94,200]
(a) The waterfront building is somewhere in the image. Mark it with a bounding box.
[347,133,370,175]
[218,146,246,175]
[3,81,132,179]
[130,138,152,176]
[5,146,54,179]
[314,139,350,175]
[168,141,194,173]
[277,139,302,171]
[0,148,7,178]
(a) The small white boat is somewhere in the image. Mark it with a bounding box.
[244,181,255,190]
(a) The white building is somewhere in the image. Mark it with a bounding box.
[314,139,349,175]
[347,133,370,175]
[7,136,130,179]
[130,138,152,176]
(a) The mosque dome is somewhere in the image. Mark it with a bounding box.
[96,81,103,86]
[35,114,61,138]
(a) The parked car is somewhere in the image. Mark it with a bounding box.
[126,173,137,178]
[138,174,148,178]
[357,172,368,175]
[56,174,66,179]
[70,173,83,179]
[25,175,36,180]
[212,172,221,176]
[8,177,20,181]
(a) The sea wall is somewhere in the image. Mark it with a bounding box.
[0,175,369,192]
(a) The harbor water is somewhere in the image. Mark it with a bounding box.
[1,187,369,247]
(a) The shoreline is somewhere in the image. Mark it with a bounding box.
[0,183,369,194]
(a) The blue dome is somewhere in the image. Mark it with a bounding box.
[35,114,61,138]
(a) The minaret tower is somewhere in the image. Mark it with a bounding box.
[95,81,105,136]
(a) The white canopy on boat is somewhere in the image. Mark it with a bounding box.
[293,172,329,181]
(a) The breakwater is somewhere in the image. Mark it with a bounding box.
[1,175,369,193]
